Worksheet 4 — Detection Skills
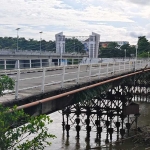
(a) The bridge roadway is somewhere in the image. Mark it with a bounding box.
[0,60,148,104]
[0,49,87,59]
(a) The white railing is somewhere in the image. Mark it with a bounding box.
[1,60,149,99]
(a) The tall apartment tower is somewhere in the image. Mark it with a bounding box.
[88,32,100,58]
[55,32,65,53]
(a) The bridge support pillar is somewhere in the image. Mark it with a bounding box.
[58,59,59,66]
[29,59,32,68]
[48,58,51,67]
[62,110,65,132]
[4,60,6,70]
[75,105,81,139]
[40,59,42,68]
[15,60,20,69]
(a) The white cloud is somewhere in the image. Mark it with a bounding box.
[0,0,149,44]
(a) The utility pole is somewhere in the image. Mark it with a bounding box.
[39,31,43,52]
[16,28,20,53]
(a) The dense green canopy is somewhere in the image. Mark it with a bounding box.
[99,42,135,58]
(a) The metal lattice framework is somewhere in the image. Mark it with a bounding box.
[61,70,150,142]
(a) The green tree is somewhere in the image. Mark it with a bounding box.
[107,42,119,49]
[138,36,149,53]
[99,42,124,58]
[65,38,85,53]
[99,42,138,58]
[0,75,56,150]
[137,36,150,57]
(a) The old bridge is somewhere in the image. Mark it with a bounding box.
[1,59,150,142]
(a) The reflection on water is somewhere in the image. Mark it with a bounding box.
[45,102,150,150]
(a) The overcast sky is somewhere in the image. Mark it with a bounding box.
[0,0,150,44]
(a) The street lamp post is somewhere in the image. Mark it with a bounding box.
[16,28,20,53]
[125,49,126,60]
[39,31,43,52]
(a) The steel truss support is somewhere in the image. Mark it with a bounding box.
[61,70,150,141]
[62,83,139,142]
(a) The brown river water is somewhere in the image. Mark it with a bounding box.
[44,102,150,150]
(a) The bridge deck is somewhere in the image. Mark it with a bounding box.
[0,60,149,106]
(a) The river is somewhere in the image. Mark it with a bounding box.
[44,102,150,150]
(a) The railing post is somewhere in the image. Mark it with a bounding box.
[98,63,101,79]
[113,62,115,75]
[137,60,139,70]
[15,69,20,99]
[61,65,65,88]
[129,61,131,71]
[106,63,109,76]
[124,61,125,71]
[41,67,46,93]
[118,61,120,72]
[48,58,51,67]
[135,60,137,70]
[139,60,141,69]
[89,64,92,81]
[76,64,81,84]
[140,60,142,69]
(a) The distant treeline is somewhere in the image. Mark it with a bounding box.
[0,36,149,57]
[0,37,85,53]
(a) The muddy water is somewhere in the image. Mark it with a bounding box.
[45,102,150,150]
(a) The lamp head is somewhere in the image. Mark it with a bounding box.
[16,28,20,30]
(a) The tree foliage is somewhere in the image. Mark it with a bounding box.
[0,75,14,96]
[0,37,56,51]
[99,37,150,58]
[137,36,150,57]
[0,75,56,150]
[0,106,56,150]
[99,42,126,58]
[0,36,86,53]
[65,38,85,53]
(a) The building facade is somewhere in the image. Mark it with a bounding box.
[100,41,129,48]
[55,32,65,53]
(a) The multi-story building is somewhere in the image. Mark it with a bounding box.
[55,32,65,53]
[81,32,100,58]
[55,32,100,58]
